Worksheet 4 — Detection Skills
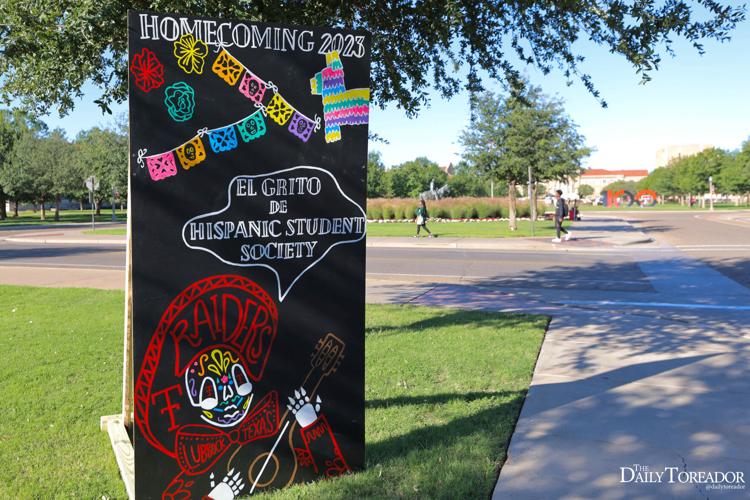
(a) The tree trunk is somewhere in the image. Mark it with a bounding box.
[40,200,46,221]
[0,188,6,220]
[79,198,84,210]
[54,195,61,222]
[508,181,517,231]
[530,182,538,221]
[701,196,705,209]
[95,198,101,216]
[13,200,19,217]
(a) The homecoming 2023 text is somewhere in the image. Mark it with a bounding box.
[138,13,366,58]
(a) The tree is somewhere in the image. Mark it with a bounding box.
[74,126,128,214]
[0,2,744,117]
[639,167,678,202]
[8,130,71,220]
[46,131,78,220]
[447,161,494,197]
[0,111,18,219]
[578,184,594,198]
[367,151,387,198]
[461,87,589,230]
[673,148,726,206]
[717,140,750,203]
[601,180,640,194]
[0,110,46,218]
[386,157,447,198]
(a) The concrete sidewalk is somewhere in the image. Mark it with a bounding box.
[367,214,750,499]
[0,265,125,290]
[493,311,750,499]
[0,222,126,245]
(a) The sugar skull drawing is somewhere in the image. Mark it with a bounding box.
[185,347,254,427]
[134,275,351,500]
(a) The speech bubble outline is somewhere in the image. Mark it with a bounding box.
[181,165,366,301]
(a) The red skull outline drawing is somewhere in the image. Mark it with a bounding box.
[134,274,351,500]
[134,275,279,460]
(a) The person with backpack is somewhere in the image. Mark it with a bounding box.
[414,199,434,238]
[552,189,572,242]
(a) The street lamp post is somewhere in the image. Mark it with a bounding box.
[709,176,715,212]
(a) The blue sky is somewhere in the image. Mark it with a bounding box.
[43,17,750,172]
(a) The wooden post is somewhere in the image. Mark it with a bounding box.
[122,188,133,428]
[101,148,135,499]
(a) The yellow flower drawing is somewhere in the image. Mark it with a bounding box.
[173,33,208,74]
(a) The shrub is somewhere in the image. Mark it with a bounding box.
[404,203,419,220]
[475,201,494,218]
[366,197,536,220]
[382,205,396,220]
[449,203,468,219]
[367,204,383,220]
[516,201,530,218]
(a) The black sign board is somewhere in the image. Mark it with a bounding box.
[128,10,369,499]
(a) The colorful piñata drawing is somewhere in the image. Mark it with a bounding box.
[310,51,369,143]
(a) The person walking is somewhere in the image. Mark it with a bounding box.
[552,189,572,243]
[414,199,434,238]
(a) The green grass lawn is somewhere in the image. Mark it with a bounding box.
[0,286,547,499]
[367,219,558,238]
[0,209,127,226]
[0,286,125,499]
[82,228,127,236]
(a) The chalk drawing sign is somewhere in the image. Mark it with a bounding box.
[128,10,369,499]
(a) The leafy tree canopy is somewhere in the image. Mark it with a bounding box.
[672,147,726,194]
[601,179,640,194]
[639,166,678,196]
[0,1,744,116]
[461,85,590,187]
[387,157,447,198]
[718,140,750,195]
[74,125,128,204]
[447,161,492,197]
[577,184,594,197]
[367,151,387,198]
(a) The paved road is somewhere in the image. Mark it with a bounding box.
[0,240,656,296]
[0,241,125,269]
[2,211,748,295]
[624,210,750,288]
[368,247,652,293]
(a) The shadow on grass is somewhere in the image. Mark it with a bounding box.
[366,308,540,336]
[365,391,526,495]
[366,390,519,409]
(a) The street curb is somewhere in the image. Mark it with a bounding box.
[2,237,126,246]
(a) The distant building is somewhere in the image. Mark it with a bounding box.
[544,168,649,198]
[439,164,455,177]
[578,169,649,197]
[655,144,713,167]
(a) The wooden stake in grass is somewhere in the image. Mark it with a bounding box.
[101,153,135,500]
